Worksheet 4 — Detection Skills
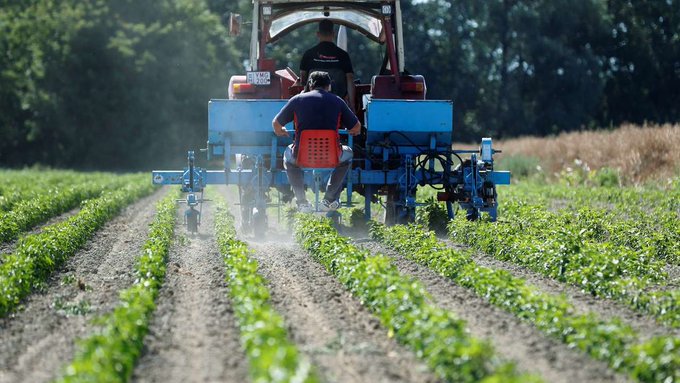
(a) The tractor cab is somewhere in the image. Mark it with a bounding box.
[228,0,425,117]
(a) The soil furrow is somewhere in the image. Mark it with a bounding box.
[132,199,248,383]
[245,239,438,383]
[356,239,631,383]
[220,185,437,383]
[442,240,680,339]
[0,188,167,383]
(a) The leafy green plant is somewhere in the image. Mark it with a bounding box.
[53,297,91,316]
[57,188,179,382]
[370,222,679,382]
[0,175,136,243]
[214,198,318,383]
[0,180,155,317]
[295,214,536,383]
[415,197,449,236]
[0,170,117,212]
[450,202,680,327]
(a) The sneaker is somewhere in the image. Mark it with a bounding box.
[321,199,340,211]
[297,202,313,213]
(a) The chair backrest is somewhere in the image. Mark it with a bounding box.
[295,129,340,168]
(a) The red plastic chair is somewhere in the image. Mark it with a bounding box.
[295,129,340,168]
[294,129,341,212]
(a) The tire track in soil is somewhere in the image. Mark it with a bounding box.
[0,188,167,383]
[441,240,680,339]
[132,199,248,383]
[220,186,438,383]
[356,240,632,383]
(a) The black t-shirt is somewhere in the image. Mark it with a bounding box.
[275,89,358,151]
[300,42,353,97]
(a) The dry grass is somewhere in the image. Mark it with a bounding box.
[496,123,680,185]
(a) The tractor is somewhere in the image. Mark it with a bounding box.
[152,0,510,234]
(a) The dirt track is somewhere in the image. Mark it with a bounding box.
[0,190,166,383]
[356,240,630,383]
[132,199,248,383]
[222,186,437,383]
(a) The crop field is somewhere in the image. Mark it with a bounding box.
[0,169,678,383]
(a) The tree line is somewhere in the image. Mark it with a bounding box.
[0,0,677,169]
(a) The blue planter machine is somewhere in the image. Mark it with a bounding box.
[152,98,510,234]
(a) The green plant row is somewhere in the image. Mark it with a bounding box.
[214,199,318,383]
[57,188,179,382]
[295,214,536,383]
[500,185,680,266]
[506,184,680,253]
[370,222,679,383]
[0,175,140,243]
[0,181,155,316]
[501,200,679,267]
[0,170,120,212]
[504,180,679,212]
[449,211,680,328]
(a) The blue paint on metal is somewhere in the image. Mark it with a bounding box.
[365,100,452,147]
[208,99,293,155]
[490,171,511,185]
[154,94,512,226]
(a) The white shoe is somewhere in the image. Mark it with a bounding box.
[297,202,313,213]
[321,199,340,211]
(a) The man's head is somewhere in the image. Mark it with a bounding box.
[307,71,332,91]
[317,19,334,39]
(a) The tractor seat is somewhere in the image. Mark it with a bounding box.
[295,129,341,168]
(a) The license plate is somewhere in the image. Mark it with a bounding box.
[247,71,271,85]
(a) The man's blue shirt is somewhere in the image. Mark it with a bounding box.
[275,89,358,134]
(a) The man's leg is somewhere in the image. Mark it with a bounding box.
[283,145,307,204]
[324,145,353,202]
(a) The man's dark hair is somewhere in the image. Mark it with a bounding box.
[308,71,332,89]
[318,19,334,36]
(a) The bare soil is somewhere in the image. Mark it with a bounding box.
[222,186,438,383]
[356,240,631,383]
[0,189,167,383]
[131,199,249,383]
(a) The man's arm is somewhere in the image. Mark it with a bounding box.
[272,119,289,137]
[339,99,360,136]
[299,70,308,86]
[347,121,361,136]
[346,72,356,112]
[272,98,294,137]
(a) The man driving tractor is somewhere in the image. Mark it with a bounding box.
[299,20,356,112]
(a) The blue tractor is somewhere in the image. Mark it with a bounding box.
[152,0,510,234]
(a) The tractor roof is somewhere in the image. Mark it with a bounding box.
[263,0,393,43]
